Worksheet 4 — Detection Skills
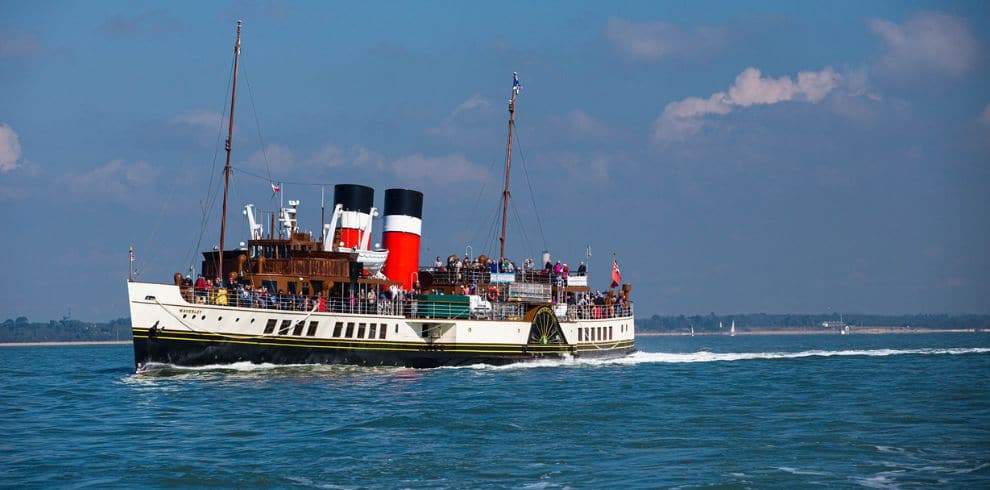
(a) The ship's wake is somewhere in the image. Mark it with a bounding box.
[447,347,990,370]
[134,361,402,378]
[128,347,989,378]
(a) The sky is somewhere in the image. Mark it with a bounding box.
[1,1,988,321]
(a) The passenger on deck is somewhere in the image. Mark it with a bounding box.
[577,261,586,275]
[434,256,443,270]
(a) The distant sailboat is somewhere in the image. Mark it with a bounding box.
[730,320,736,337]
[690,326,695,337]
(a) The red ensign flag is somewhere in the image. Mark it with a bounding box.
[610,258,621,288]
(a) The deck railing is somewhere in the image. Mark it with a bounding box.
[176,286,631,321]
[425,269,588,286]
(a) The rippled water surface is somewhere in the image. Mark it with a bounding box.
[2,333,989,488]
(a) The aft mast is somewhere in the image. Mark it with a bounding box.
[498,72,521,265]
[218,20,242,284]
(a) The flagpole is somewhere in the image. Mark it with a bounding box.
[218,20,242,285]
[320,186,326,242]
[129,244,134,281]
[499,72,521,265]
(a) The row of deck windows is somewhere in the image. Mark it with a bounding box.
[261,319,392,339]
[332,321,389,340]
[577,325,616,342]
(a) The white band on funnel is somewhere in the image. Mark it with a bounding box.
[383,215,422,236]
[339,210,371,229]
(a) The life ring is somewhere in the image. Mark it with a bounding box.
[486,287,498,301]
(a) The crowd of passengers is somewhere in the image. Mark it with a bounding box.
[175,250,628,317]
[178,274,410,313]
[433,254,586,282]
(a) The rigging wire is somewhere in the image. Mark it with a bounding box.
[467,159,499,247]
[510,198,532,258]
[240,60,275,185]
[512,128,548,250]
[183,50,236,275]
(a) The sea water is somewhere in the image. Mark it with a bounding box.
[1,333,988,488]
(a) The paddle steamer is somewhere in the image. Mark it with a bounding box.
[128,22,635,370]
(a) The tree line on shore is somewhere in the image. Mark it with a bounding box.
[0,317,131,343]
[2,313,989,342]
[637,313,990,332]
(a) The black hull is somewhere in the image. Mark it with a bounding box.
[132,328,635,370]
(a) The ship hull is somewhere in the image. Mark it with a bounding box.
[128,281,636,370]
[132,328,634,369]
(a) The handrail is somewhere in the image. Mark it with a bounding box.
[174,285,631,321]
[424,269,588,286]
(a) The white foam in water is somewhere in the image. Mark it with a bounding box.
[449,347,990,370]
[135,347,990,374]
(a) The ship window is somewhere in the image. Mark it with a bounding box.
[144,295,156,300]
[262,280,277,293]
[368,323,377,339]
[381,325,387,339]
[345,322,355,338]
[584,328,590,342]
[287,282,297,294]
[332,322,343,337]
[292,321,304,336]
[357,323,366,338]
[263,319,277,334]
[310,281,324,295]
[609,326,613,340]
[306,321,318,337]
[596,327,601,341]
[394,324,398,334]
[578,328,583,342]
[279,320,292,335]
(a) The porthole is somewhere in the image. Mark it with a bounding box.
[250,318,255,323]
[218,317,223,321]
[182,314,187,318]
[235,318,240,322]
[201,315,206,320]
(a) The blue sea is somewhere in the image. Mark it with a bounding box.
[1,333,988,488]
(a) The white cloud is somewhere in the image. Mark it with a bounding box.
[169,110,224,130]
[547,151,613,180]
[604,18,724,62]
[558,109,610,138]
[66,159,157,202]
[391,154,488,185]
[869,12,981,78]
[246,143,294,172]
[451,94,491,117]
[427,94,497,143]
[0,123,22,172]
[652,67,842,142]
[308,144,384,169]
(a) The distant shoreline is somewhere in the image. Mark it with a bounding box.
[638,327,986,336]
[0,340,132,347]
